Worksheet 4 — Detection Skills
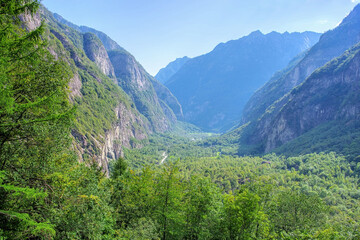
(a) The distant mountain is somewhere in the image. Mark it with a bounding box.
[220,4,360,158]
[155,56,190,84]
[242,4,360,124]
[166,31,321,132]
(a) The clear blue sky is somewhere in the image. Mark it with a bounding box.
[42,0,359,75]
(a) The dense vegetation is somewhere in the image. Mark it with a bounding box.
[0,1,359,239]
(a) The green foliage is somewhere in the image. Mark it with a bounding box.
[274,120,360,160]
[0,2,116,239]
[269,190,327,236]
[108,151,360,239]
[222,190,269,239]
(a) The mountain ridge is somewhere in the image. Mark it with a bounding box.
[165,30,321,132]
[242,3,360,124]
[155,56,190,84]
[254,43,360,155]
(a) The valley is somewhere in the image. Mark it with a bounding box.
[0,1,360,239]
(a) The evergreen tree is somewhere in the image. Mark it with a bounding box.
[0,1,73,238]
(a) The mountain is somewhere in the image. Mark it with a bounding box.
[108,49,177,131]
[165,31,321,132]
[37,7,182,172]
[242,4,360,123]
[155,56,190,84]
[250,43,360,157]
[222,4,360,158]
[53,15,183,130]
[53,13,125,51]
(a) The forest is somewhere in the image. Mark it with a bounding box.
[0,1,359,239]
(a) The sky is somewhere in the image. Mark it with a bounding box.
[42,0,359,75]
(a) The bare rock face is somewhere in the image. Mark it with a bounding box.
[71,101,149,174]
[83,33,116,79]
[109,50,175,132]
[100,103,148,174]
[20,11,42,31]
[252,44,360,152]
[69,73,82,98]
[110,51,151,90]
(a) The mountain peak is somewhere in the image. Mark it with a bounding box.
[249,30,263,37]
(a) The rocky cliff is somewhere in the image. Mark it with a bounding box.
[83,32,116,79]
[53,13,181,133]
[108,49,175,132]
[39,7,162,173]
[252,43,360,153]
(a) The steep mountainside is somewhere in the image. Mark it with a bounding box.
[250,43,360,156]
[155,56,190,84]
[53,14,183,129]
[108,49,176,131]
[53,13,125,51]
[40,8,151,173]
[242,4,360,123]
[83,32,116,79]
[166,31,321,132]
[38,7,182,173]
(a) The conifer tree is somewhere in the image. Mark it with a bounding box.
[0,1,73,238]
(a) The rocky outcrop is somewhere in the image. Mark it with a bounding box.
[20,10,42,31]
[107,103,148,153]
[252,44,360,152]
[109,49,175,132]
[69,73,82,98]
[73,102,148,174]
[83,32,116,79]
